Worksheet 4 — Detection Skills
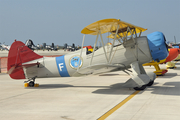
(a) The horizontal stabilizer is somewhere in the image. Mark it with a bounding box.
[7,66,16,74]
[7,62,40,74]
[22,62,40,68]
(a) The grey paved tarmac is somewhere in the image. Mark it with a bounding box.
[0,63,180,120]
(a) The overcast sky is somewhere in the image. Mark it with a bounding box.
[0,0,180,46]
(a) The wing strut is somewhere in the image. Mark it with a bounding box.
[90,30,109,65]
[127,26,138,61]
[108,24,120,63]
[90,32,99,66]
[99,30,109,63]
[78,35,85,71]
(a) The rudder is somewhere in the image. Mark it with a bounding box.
[7,40,43,79]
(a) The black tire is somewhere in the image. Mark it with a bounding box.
[146,81,154,86]
[134,85,146,91]
[29,81,34,87]
[157,74,164,76]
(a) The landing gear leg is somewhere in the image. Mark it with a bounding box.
[24,76,39,87]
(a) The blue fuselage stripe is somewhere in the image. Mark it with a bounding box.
[56,55,70,77]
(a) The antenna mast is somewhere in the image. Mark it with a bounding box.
[174,36,176,44]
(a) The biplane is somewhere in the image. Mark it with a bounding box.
[7,18,169,90]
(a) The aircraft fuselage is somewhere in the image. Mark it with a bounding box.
[23,36,153,78]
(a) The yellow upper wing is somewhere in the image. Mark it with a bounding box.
[81,18,147,37]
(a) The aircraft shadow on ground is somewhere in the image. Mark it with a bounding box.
[147,71,180,96]
[92,82,160,95]
[32,83,110,90]
[148,82,180,96]
[29,82,180,96]
[175,62,180,65]
[91,81,180,96]
[29,71,180,96]
[99,73,129,77]
[173,67,180,70]
[99,74,120,76]
[33,84,74,89]
[91,83,139,95]
[32,82,134,95]
[158,72,178,78]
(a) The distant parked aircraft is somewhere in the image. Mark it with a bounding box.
[43,43,58,51]
[0,42,10,51]
[64,43,77,51]
[25,39,39,51]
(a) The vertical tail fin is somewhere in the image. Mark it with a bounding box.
[7,40,43,79]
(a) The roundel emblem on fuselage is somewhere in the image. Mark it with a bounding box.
[69,56,83,69]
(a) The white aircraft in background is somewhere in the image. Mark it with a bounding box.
[0,42,10,51]
[7,18,169,90]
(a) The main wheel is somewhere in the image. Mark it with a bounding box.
[134,85,146,91]
[29,81,35,87]
[168,67,175,69]
[146,81,154,86]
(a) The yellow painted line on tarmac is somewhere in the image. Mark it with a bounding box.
[97,90,140,120]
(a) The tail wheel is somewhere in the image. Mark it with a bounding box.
[24,76,39,87]
[29,81,35,87]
